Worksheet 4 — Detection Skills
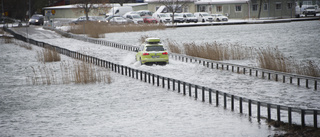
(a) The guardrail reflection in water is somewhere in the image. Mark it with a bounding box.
[4,26,319,128]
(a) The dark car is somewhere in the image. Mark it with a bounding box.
[29,14,44,25]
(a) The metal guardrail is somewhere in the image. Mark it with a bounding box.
[4,26,319,128]
[43,26,320,91]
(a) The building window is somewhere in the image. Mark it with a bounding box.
[235,5,242,12]
[252,4,258,11]
[199,5,206,12]
[276,3,282,10]
[216,5,222,12]
[287,2,292,9]
[303,1,312,5]
[263,3,268,11]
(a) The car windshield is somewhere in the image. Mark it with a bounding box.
[306,7,315,9]
[146,46,164,51]
[202,13,210,16]
[31,15,42,19]
[174,14,183,17]
[160,14,168,17]
[186,14,195,17]
[132,15,141,18]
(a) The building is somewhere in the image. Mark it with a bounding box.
[146,0,319,19]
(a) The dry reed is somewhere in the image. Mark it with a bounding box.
[26,60,112,85]
[256,47,320,77]
[37,48,61,63]
[69,22,166,38]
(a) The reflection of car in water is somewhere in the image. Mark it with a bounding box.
[29,14,44,25]
[136,38,169,65]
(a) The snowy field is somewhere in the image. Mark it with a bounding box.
[0,40,284,136]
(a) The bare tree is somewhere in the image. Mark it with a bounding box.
[71,0,108,20]
[159,0,194,24]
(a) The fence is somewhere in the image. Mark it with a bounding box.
[43,26,320,91]
[4,26,319,128]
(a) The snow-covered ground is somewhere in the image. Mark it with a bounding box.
[0,39,284,136]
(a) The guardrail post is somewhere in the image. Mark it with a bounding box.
[298,78,300,86]
[267,104,271,122]
[283,75,285,83]
[202,87,205,102]
[173,79,175,90]
[268,73,271,80]
[178,81,180,93]
[148,73,151,83]
[306,79,308,88]
[136,70,138,80]
[301,109,305,128]
[288,107,292,126]
[162,77,165,88]
[132,69,134,78]
[290,77,293,84]
[144,72,147,82]
[314,110,318,128]
[277,105,281,122]
[257,102,261,122]
[152,74,155,85]
[209,89,212,104]
[239,97,242,113]
[189,83,191,96]
[140,70,142,81]
[118,64,120,74]
[157,75,159,87]
[249,69,252,75]
[223,93,226,108]
[256,70,258,77]
[183,82,186,95]
[243,68,245,74]
[248,100,252,116]
[216,90,219,106]
[231,95,234,111]
[195,85,198,99]
[121,66,124,75]
[275,74,278,81]
[167,78,170,89]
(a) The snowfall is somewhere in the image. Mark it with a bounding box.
[1,20,319,136]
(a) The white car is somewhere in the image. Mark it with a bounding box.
[182,13,198,23]
[152,13,172,23]
[168,13,184,23]
[211,14,228,22]
[106,17,131,24]
[194,12,213,22]
[123,14,144,24]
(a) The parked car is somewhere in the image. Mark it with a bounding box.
[29,14,44,25]
[106,6,133,18]
[136,38,169,65]
[143,16,158,23]
[123,14,144,24]
[194,12,213,22]
[136,10,153,17]
[168,13,184,23]
[107,16,131,24]
[212,14,228,22]
[152,13,171,23]
[182,13,198,23]
[70,16,106,24]
[303,6,317,16]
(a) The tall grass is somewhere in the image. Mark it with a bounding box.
[37,47,61,63]
[69,22,166,38]
[27,60,112,85]
[165,40,253,61]
[256,47,320,77]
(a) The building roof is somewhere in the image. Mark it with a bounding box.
[145,0,249,4]
[195,0,249,4]
[43,3,148,10]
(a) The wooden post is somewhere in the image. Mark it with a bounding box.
[314,110,318,128]
[277,105,281,122]
[288,107,292,126]
[178,81,180,93]
[173,79,175,90]
[195,85,198,99]
[239,97,243,113]
[267,104,271,122]
[209,89,212,104]
[183,82,186,95]
[231,95,234,111]
[301,109,305,128]
[216,90,219,106]
[224,93,227,108]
